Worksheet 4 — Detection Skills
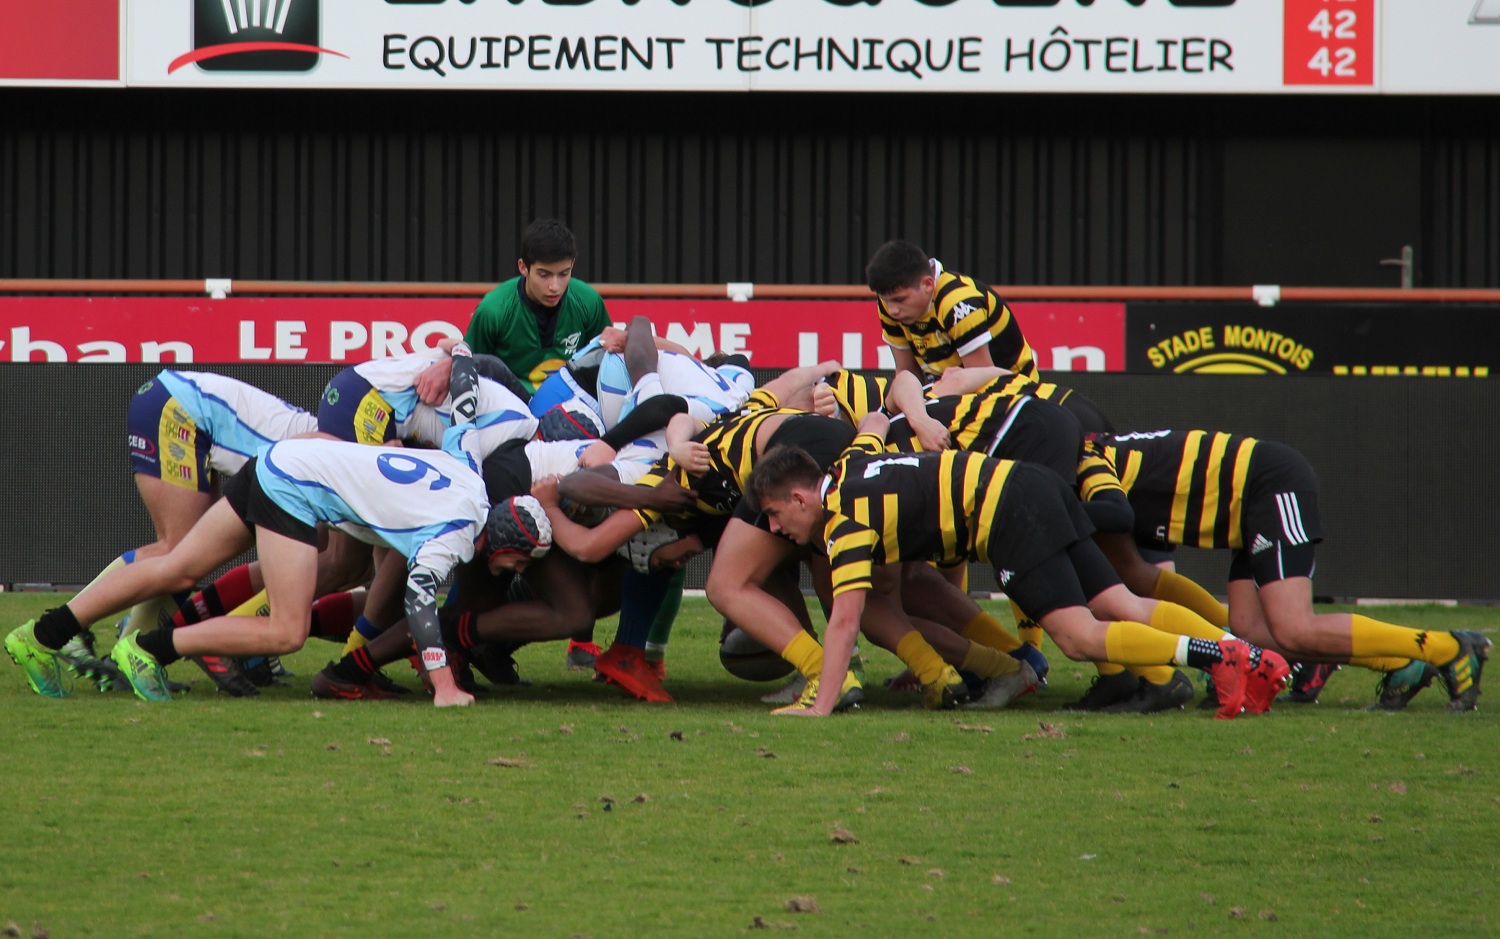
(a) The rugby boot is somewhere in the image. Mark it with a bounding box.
[1362,659,1437,712]
[1437,631,1490,712]
[1101,670,1195,713]
[1061,670,1138,711]
[1242,648,1292,715]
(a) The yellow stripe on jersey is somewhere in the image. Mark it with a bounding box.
[743,387,782,412]
[1197,432,1232,547]
[851,496,871,528]
[827,524,878,597]
[939,454,961,560]
[972,460,1010,557]
[882,492,902,562]
[1227,438,1256,548]
[1168,431,1205,544]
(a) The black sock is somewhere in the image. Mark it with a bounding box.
[135,628,181,667]
[329,648,377,683]
[33,606,83,651]
[1182,638,1225,671]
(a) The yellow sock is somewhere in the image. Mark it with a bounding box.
[1103,621,1181,667]
[341,632,369,655]
[1008,600,1045,650]
[1350,655,1412,673]
[1128,665,1177,684]
[780,631,825,681]
[895,631,949,686]
[960,641,1020,678]
[227,589,271,618]
[1096,662,1127,676]
[961,611,1023,653]
[1152,570,1229,630]
[1149,602,1226,641]
[1349,614,1459,666]
[82,555,128,594]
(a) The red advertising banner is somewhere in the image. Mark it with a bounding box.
[1282,0,1375,87]
[0,296,1124,371]
[0,0,119,81]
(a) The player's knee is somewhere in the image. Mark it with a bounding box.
[263,617,311,655]
[1046,629,1089,661]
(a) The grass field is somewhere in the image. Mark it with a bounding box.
[1,592,1494,938]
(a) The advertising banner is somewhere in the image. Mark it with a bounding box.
[0,296,1125,370]
[122,0,1324,93]
[1382,0,1500,93]
[1127,303,1495,376]
[0,0,121,84]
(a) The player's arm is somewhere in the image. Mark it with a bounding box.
[401,552,472,708]
[783,588,865,717]
[959,345,995,368]
[930,365,1012,398]
[446,342,479,425]
[666,412,712,475]
[558,468,697,514]
[884,371,950,451]
[890,346,922,380]
[533,476,647,563]
[758,360,843,406]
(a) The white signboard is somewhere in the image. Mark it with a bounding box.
[126,0,1299,93]
[1382,0,1500,93]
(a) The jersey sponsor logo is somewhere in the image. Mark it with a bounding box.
[421,647,448,671]
[1250,533,1274,555]
[862,456,920,478]
[128,434,156,456]
[949,300,981,323]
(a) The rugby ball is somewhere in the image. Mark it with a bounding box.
[719,626,796,683]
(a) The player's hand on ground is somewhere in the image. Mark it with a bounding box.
[531,475,562,507]
[577,440,617,469]
[913,416,952,452]
[671,440,712,476]
[433,687,475,707]
[811,383,839,417]
[415,357,455,405]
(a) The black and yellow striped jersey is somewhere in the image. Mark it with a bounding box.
[877,267,1036,379]
[821,369,1029,456]
[630,389,802,528]
[1084,430,1259,549]
[820,434,1018,597]
[975,371,1078,412]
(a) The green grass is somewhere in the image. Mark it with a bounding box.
[0,593,1494,938]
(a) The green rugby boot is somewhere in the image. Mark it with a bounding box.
[111,633,175,703]
[5,620,70,698]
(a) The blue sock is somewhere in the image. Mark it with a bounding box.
[616,569,672,650]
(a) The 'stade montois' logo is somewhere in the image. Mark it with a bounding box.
[169,0,348,74]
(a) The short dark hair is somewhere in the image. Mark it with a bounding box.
[865,240,931,294]
[520,219,578,267]
[745,445,824,513]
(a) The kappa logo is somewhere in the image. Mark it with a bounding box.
[1250,533,1274,555]
[998,569,1015,587]
[949,300,981,322]
[170,0,348,74]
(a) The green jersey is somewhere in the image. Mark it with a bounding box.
[463,277,610,391]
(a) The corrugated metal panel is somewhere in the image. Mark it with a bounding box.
[0,90,1494,288]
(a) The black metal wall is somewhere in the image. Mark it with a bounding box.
[3,89,1497,288]
[2,364,1495,601]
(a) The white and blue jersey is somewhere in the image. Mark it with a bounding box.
[129,370,318,491]
[255,439,486,580]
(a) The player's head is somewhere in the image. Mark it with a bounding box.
[538,402,602,442]
[518,219,577,308]
[481,495,553,573]
[745,445,826,545]
[866,240,935,323]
